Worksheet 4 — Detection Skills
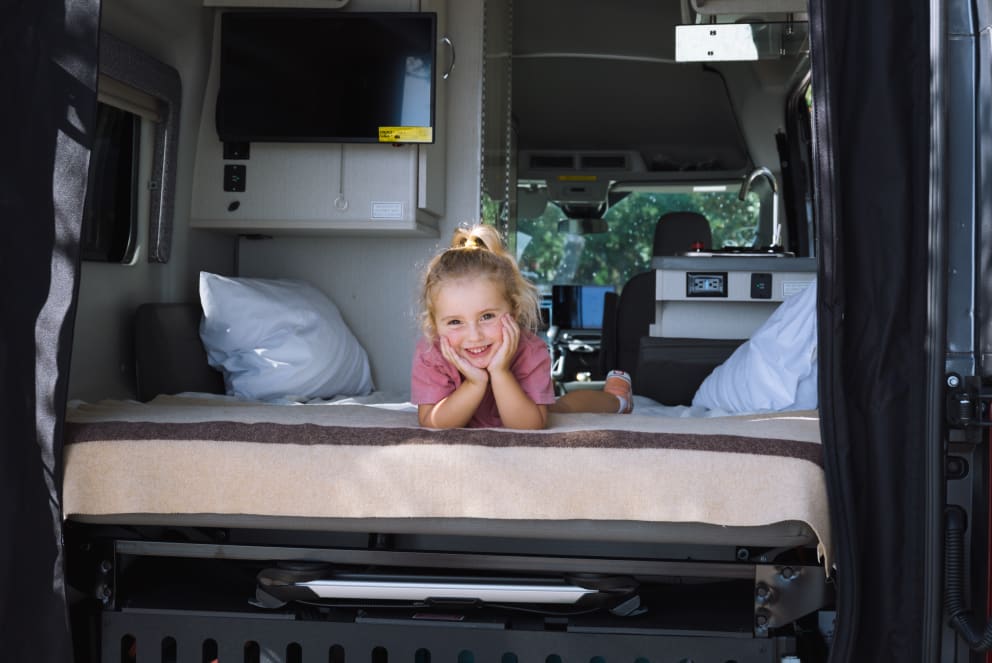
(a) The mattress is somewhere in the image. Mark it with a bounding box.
[62,394,831,566]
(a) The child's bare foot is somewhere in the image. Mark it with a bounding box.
[603,370,633,414]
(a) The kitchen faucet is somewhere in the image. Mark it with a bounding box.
[739,167,781,248]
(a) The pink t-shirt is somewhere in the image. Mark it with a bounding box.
[411,330,556,428]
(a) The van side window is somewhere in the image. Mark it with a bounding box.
[81,101,140,263]
[90,32,182,264]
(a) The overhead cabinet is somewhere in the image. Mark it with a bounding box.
[191,0,447,236]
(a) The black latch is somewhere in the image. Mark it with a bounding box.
[946,373,992,429]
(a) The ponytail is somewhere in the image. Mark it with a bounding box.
[450,224,503,253]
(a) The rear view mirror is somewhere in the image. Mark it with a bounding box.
[518,186,549,219]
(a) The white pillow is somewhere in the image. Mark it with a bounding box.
[692,279,817,414]
[198,272,373,401]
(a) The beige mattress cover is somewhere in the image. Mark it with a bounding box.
[63,395,830,565]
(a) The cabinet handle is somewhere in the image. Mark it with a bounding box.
[441,36,455,80]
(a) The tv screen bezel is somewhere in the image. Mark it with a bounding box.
[216,10,438,145]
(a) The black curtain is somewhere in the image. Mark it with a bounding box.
[810,0,932,660]
[0,1,100,661]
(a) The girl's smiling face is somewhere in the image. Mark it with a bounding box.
[432,277,513,369]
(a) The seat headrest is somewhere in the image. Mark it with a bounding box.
[652,211,713,256]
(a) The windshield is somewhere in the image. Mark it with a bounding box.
[515,183,761,291]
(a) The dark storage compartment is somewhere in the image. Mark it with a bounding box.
[67,524,830,663]
[635,337,744,406]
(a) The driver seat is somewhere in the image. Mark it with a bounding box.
[599,212,712,382]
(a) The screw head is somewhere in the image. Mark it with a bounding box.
[96,584,112,604]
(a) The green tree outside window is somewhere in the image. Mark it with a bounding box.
[515,186,760,291]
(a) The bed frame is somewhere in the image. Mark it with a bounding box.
[63,304,833,662]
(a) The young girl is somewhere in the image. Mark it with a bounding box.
[412,224,633,429]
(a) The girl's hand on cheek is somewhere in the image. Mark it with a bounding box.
[488,314,519,374]
[440,336,488,385]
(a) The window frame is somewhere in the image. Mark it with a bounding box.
[97,31,181,263]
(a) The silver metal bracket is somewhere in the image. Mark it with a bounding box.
[753,564,829,637]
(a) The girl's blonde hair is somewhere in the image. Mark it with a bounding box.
[420,224,542,339]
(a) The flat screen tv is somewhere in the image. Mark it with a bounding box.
[217,11,437,144]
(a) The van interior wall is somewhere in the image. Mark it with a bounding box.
[70,0,480,399]
[700,59,795,247]
[69,0,234,401]
[719,59,795,180]
[236,2,483,394]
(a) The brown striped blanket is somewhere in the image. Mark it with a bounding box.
[62,395,830,565]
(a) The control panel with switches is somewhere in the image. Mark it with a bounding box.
[223,164,245,192]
